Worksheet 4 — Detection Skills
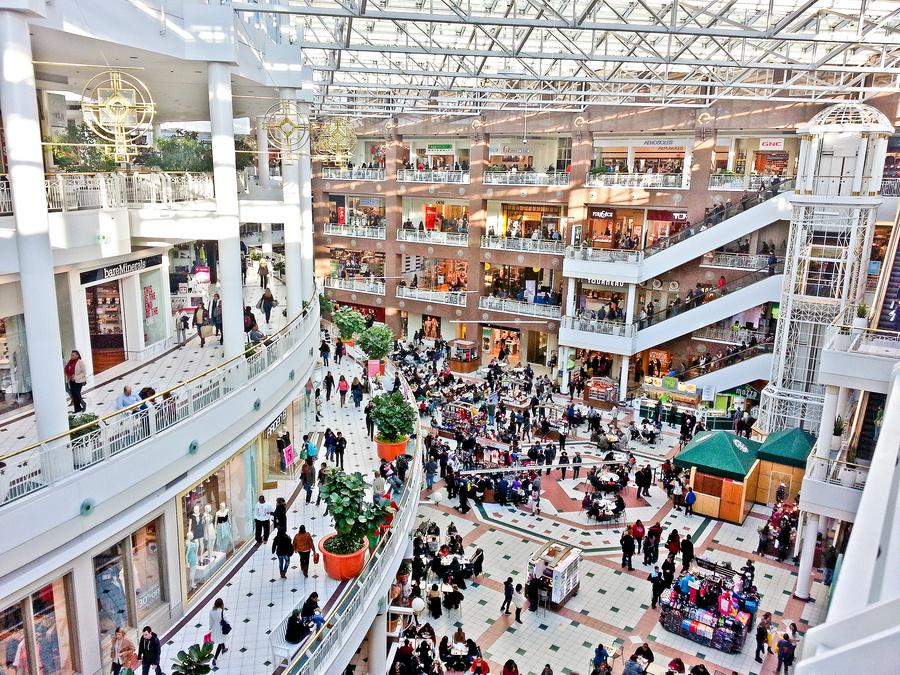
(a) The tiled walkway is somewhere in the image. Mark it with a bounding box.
[0,261,288,454]
[395,399,827,675]
[159,341,386,674]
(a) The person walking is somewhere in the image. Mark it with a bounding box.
[822,545,837,585]
[300,458,316,504]
[110,627,137,675]
[258,256,269,288]
[272,529,293,579]
[684,487,696,516]
[323,371,335,401]
[501,577,514,614]
[511,583,525,623]
[210,293,223,342]
[64,350,87,413]
[320,340,331,366]
[253,495,273,544]
[649,566,667,609]
[620,528,636,571]
[351,376,364,408]
[572,452,582,480]
[292,525,315,577]
[681,534,694,571]
[335,338,344,365]
[755,616,770,663]
[334,431,346,469]
[137,626,162,675]
[209,599,230,666]
[424,457,438,490]
[337,375,349,407]
[192,301,208,347]
[365,401,376,440]
[558,451,570,479]
[259,288,277,325]
[315,462,328,507]
[776,633,795,674]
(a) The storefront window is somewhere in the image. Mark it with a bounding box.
[482,326,520,364]
[1,578,77,675]
[645,210,689,248]
[497,203,566,239]
[94,544,128,643]
[327,195,385,228]
[0,314,32,416]
[263,405,295,482]
[400,258,468,291]
[582,207,644,249]
[140,268,168,346]
[182,443,257,598]
[132,521,164,621]
[329,249,385,279]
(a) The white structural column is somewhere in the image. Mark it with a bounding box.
[256,116,271,188]
[816,385,840,459]
[280,89,303,318]
[207,62,245,359]
[0,11,69,440]
[626,145,636,173]
[682,144,694,188]
[624,283,637,325]
[260,222,273,256]
[298,107,315,303]
[367,607,388,675]
[559,346,572,394]
[795,512,820,600]
[619,355,630,399]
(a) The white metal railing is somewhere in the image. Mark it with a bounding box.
[707,174,791,191]
[0,183,11,214]
[585,172,686,189]
[0,300,320,507]
[480,235,565,254]
[323,223,387,240]
[396,286,467,306]
[324,277,386,295]
[125,173,214,204]
[281,344,423,675]
[691,326,770,345]
[806,456,869,491]
[564,245,643,263]
[478,296,561,319]
[562,315,636,338]
[321,167,385,181]
[701,252,772,270]
[482,171,570,186]
[396,229,469,246]
[882,177,900,196]
[825,305,900,357]
[396,169,470,184]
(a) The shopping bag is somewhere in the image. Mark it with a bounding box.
[200,324,215,338]
[203,632,213,645]
[313,552,320,564]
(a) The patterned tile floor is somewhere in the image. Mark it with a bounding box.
[0,260,288,453]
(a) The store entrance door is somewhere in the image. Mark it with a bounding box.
[87,280,126,374]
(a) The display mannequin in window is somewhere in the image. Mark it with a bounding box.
[203,504,216,558]
[189,503,205,560]
[215,503,232,552]
[185,533,199,587]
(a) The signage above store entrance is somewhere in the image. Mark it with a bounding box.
[425,143,454,155]
[80,254,164,285]
[758,138,785,151]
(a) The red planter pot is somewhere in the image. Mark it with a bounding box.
[376,436,409,462]
[319,534,368,581]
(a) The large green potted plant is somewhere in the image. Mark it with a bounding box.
[170,642,214,675]
[319,293,334,317]
[371,390,417,461]
[318,468,396,580]
[358,325,394,374]
[332,307,366,345]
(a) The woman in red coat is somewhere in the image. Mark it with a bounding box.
[666,529,681,555]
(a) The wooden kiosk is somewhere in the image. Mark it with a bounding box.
[448,339,480,373]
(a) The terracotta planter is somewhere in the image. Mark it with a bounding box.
[376,436,409,461]
[319,534,368,581]
[343,338,355,347]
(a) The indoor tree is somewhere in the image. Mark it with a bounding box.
[357,325,395,361]
[370,390,417,444]
[332,307,367,341]
[319,468,395,555]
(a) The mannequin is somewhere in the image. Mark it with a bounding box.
[203,504,216,558]
[215,502,232,552]
[185,532,199,587]
[189,504,205,559]
[276,427,291,473]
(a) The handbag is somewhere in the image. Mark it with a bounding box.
[313,551,320,564]
[200,324,215,338]
[220,610,232,635]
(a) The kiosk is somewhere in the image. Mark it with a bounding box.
[526,543,581,607]
[448,339,480,373]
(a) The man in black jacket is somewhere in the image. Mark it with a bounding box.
[138,626,162,675]
[681,534,694,571]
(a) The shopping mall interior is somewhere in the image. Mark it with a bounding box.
[0,1,899,674]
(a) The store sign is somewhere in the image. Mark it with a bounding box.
[662,376,678,391]
[357,197,383,207]
[638,138,687,148]
[425,143,454,154]
[646,210,688,222]
[193,265,210,284]
[758,138,785,151]
[489,143,529,156]
[722,384,760,400]
[590,209,615,219]
[265,409,288,436]
[677,382,697,394]
[137,584,161,609]
[80,254,163,285]
[586,278,625,287]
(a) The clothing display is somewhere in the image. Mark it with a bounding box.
[185,539,199,567]
[215,510,233,552]
[189,510,205,541]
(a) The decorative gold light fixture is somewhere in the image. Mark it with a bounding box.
[263,100,309,160]
[311,116,358,164]
[80,70,155,161]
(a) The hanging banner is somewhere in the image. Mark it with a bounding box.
[283,443,296,467]
[367,359,382,377]
[425,205,437,230]
[336,206,346,225]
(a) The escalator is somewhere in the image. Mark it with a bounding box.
[854,393,886,463]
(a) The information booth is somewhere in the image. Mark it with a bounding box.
[526,543,581,608]
[448,339,480,373]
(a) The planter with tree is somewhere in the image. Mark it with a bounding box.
[170,642,214,675]
[371,391,417,461]
[318,468,396,580]
[852,304,869,332]
[319,293,334,318]
[358,324,395,374]
[332,307,366,346]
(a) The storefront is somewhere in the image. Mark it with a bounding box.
[644,210,689,248]
[260,399,312,485]
[93,517,167,671]
[178,441,258,600]
[406,140,469,169]
[330,300,385,324]
[482,325,521,363]
[329,248,385,279]
[327,195,386,228]
[402,199,469,232]
[402,258,468,291]
[78,253,171,374]
[574,280,627,317]
[498,203,567,239]
[592,137,691,176]
[0,575,78,674]
[576,207,644,248]
[484,264,560,303]
[0,313,31,416]
[732,136,798,176]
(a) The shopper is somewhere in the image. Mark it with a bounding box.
[649,566,667,609]
[351,376,364,407]
[64,350,87,413]
[335,431,347,469]
[301,458,316,503]
[822,545,837,585]
[110,627,137,674]
[210,293,223,341]
[501,577,514,614]
[258,256,269,288]
[301,592,326,628]
[337,375,349,406]
[272,529,294,579]
[324,370,335,400]
[776,633,795,674]
[253,495,273,544]
[511,583,525,624]
[661,553,676,587]
[259,287,277,325]
[632,519,646,555]
[681,534,694,571]
[755,616,770,663]
[209,598,230,666]
[192,301,208,347]
[320,340,331,367]
[137,626,162,675]
[272,496,287,533]
[620,527,636,571]
[292,524,315,577]
[684,487,697,516]
[365,400,376,440]
[335,337,344,364]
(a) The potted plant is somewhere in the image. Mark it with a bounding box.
[319,293,334,317]
[171,642,214,675]
[69,412,102,469]
[332,307,366,346]
[318,468,396,580]
[358,325,395,374]
[852,304,869,332]
[396,560,411,585]
[831,416,846,452]
[371,391,417,461]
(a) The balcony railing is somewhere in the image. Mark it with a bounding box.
[701,252,776,270]
[321,167,385,181]
[691,326,771,346]
[562,315,635,338]
[323,223,387,240]
[708,174,791,191]
[0,298,320,508]
[0,172,215,216]
[675,342,774,380]
[482,171,570,186]
[324,277,385,295]
[882,177,900,196]
[396,169,470,184]
[806,456,869,491]
[478,296,561,319]
[480,235,565,254]
[396,229,469,246]
[825,305,900,358]
[564,246,643,263]
[396,286,467,306]
[585,172,686,189]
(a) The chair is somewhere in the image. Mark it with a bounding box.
[609,645,624,671]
